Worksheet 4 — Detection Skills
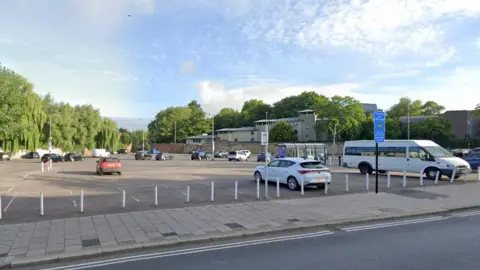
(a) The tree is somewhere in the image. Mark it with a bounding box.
[421,101,445,115]
[118,128,132,147]
[272,91,328,119]
[324,96,366,140]
[406,117,454,145]
[214,108,242,130]
[269,121,297,143]
[187,100,211,135]
[240,99,272,126]
[472,104,480,116]
[387,97,423,118]
[148,106,192,143]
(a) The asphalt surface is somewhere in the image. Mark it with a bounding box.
[0,155,478,224]
[32,211,480,270]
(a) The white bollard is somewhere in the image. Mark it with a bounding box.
[402,171,407,187]
[210,181,215,202]
[450,169,456,184]
[41,162,44,173]
[387,172,391,188]
[80,190,84,213]
[234,181,238,200]
[464,173,468,183]
[46,161,50,171]
[154,185,158,206]
[122,190,126,208]
[186,186,190,203]
[0,196,2,220]
[324,180,329,195]
[276,178,280,198]
[328,157,332,166]
[264,177,269,199]
[478,167,480,181]
[256,178,260,199]
[365,173,369,191]
[49,159,52,170]
[345,174,349,192]
[434,171,440,184]
[40,192,44,216]
[301,176,305,196]
[419,169,424,186]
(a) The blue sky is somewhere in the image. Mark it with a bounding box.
[1,0,480,121]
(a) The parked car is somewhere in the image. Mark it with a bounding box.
[92,149,110,158]
[452,149,470,158]
[117,149,128,154]
[257,152,273,162]
[240,150,251,158]
[0,152,11,161]
[468,148,480,155]
[41,153,64,163]
[464,154,480,170]
[96,157,122,175]
[214,150,228,158]
[156,153,174,160]
[22,152,40,159]
[191,150,208,160]
[228,150,248,161]
[253,158,332,191]
[64,152,85,161]
[135,151,152,160]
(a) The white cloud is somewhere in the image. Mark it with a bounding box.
[372,70,420,79]
[243,0,480,65]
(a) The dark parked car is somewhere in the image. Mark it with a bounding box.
[96,157,122,175]
[257,152,273,162]
[117,149,128,154]
[22,152,40,159]
[41,153,64,163]
[135,151,152,160]
[64,152,85,161]
[214,151,228,158]
[191,150,209,160]
[464,154,480,170]
[0,152,11,161]
[468,148,480,155]
[156,153,174,160]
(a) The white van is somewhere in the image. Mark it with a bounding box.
[343,140,471,179]
[92,149,110,158]
[228,151,248,161]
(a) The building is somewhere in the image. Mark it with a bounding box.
[216,127,257,142]
[185,134,219,145]
[361,103,378,115]
[399,115,436,124]
[254,109,317,142]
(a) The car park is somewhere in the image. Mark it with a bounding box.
[156,152,174,160]
[96,157,122,175]
[257,152,272,162]
[41,153,64,163]
[135,150,153,160]
[253,158,331,190]
[0,152,11,161]
[228,150,248,161]
[22,152,40,159]
[64,152,85,161]
[214,150,228,158]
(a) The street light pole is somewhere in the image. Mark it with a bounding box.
[49,116,52,154]
[174,121,177,144]
[142,129,145,152]
[407,105,410,140]
[211,116,215,160]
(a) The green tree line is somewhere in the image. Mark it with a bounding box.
[0,65,122,153]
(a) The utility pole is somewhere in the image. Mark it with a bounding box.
[49,116,52,154]
[174,121,177,144]
[142,129,145,152]
[407,105,410,140]
[333,122,337,145]
[211,116,215,160]
[265,112,269,198]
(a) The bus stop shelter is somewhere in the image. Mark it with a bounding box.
[276,143,327,162]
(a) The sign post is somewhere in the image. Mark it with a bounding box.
[374,111,386,194]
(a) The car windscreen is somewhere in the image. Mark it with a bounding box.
[103,158,120,162]
[228,151,237,155]
[300,161,326,169]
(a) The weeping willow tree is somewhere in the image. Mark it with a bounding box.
[95,118,120,151]
[20,86,47,151]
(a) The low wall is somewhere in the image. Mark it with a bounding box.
[151,142,344,155]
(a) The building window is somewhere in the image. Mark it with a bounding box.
[192,139,201,143]
[234,138,238,142]
[294,130,298,134]
[251,138,254,142]
[251,131,254,135]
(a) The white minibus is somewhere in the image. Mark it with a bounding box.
[343,140,471,179]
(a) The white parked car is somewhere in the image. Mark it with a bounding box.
[228,150,248,161]
[253,158,331,190]
[241,150,251,158]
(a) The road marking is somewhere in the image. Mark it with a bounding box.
[131,196,140,202]
[6,186,15,193]
[73,200,77,208]
[228,189,243,194]
[117,188,125,192]
[342,216,447,232]
[41,230,333,270]
[452,211,480,218]
[4,192,18,212]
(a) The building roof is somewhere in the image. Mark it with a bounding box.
[361,103,378,112]
[186,134,219,140]
[255,117,300,123]
[399,115,437,123]
[216,127,257,132]
[298,109,315,113]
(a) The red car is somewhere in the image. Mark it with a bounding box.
[96,157,122,175]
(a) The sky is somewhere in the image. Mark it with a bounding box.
[1,0,480,125]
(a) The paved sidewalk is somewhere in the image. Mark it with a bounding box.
[2,183,480,268]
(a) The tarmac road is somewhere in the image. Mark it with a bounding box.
[31,211,480,270]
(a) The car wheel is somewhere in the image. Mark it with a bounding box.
[228,159,232,161]
[425,168,440,180]
[98,169,104,176]
[118,171,122,175]
[254,171,263,182]
[236,159,240,161]
[359,164,371,174]
[287,177,299,191]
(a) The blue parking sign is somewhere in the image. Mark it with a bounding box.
[374,111,385,142]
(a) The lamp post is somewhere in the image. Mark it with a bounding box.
[211,115,215,160]
[49,116,52,154]
[407,105,410,140]
[174,121,177,144]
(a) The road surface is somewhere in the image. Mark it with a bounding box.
[35,211,480,270]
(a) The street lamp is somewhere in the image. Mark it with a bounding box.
[209,114,215,160]
[407,105,410,140]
